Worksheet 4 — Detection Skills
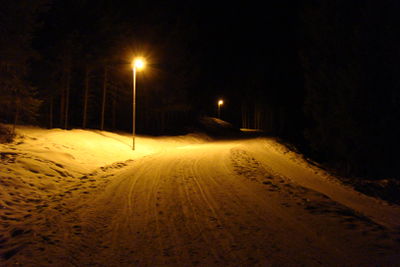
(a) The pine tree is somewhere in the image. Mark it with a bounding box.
[300,0,400,177]
[0,1,47,132]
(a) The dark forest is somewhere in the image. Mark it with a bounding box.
[1,0,400,181]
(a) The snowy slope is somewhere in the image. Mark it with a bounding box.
[0,126,208,262]
[1,126,399,266]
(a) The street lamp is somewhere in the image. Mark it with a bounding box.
[131,57,145,150]
[218,99,224,119]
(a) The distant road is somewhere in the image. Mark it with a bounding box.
[9,138,400,266]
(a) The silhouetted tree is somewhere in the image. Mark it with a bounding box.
[300,0,400,178]
[0,0,47,131]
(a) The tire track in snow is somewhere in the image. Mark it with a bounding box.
[5,141,400,266]
[230,146,400,263]
[184,157,242,265]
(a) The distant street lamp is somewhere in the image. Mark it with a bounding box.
[218,99,224,119]
[132,57,145,150]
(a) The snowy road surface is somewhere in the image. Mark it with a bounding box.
[1,129,400,266]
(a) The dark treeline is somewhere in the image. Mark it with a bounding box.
[33,0,200,134]
[299,0,400,179]
[0,1,399,179]
[0,0,46,133]
[1,0,199,134]
[196,1,400,179]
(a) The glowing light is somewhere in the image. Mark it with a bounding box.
[217,99,224,118]
[132,58,145,70]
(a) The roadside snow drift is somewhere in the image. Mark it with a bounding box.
[1,126,399,266]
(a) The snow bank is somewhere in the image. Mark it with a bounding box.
[0,126,211,261]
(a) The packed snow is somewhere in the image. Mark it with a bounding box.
[1,126,399,266]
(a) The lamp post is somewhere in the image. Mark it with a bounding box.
[132,58,145,150]
[218,99,224,119]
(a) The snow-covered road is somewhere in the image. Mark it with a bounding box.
[1,128,399,266]
[4,137,399,266]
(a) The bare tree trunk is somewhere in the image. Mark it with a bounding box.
[278,107,285,135]
[64,66,71,130]
[49,96,53,129]
[12,97,20,134]
[112,92,116,130]
[255,108,257,129]
[269,108,274,133]
[241,102,246,128]
[100,66,108,130]
[161,111,165,133]
[254,103,262,129]
[59,87,65,127]
[82,65,90,128]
